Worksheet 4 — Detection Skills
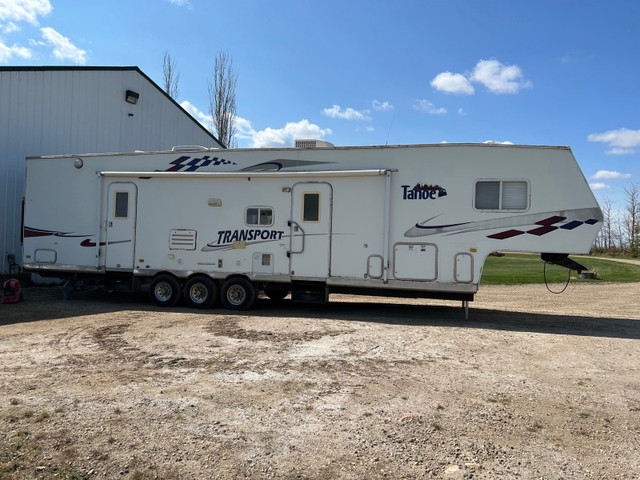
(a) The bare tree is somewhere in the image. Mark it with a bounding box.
[163,51,180,100]
[624,183,640,257]
[599,196,614,252]
[208,51,238,148]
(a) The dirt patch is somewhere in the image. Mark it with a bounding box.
[1,283,639,479]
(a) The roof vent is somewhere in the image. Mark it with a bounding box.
[294,139,335,149]
[171,145,209,152]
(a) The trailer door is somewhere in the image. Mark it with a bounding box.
[290,182,332,279]
[105,182,137,270]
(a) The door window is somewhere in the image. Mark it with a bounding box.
[302,192,320,222]
[114,191,129,218]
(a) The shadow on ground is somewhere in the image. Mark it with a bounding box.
[1,285,638,341]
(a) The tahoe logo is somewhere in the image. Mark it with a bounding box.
[401,183,447,200]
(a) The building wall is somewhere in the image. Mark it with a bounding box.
[0,66,222,274]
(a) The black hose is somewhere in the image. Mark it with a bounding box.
[543,261,573,294]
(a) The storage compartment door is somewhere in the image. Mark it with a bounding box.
[393,243,437,281]
[455,253,474,283]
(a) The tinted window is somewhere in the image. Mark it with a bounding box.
[114,191,129,218]
[303,193,320,222]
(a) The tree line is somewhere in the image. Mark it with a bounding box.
[594,183,640,258]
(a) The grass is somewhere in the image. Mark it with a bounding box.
[480,253,640,285]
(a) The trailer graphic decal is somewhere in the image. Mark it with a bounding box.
[163,155,236,172]
[80,239,132,247]
[24,227,89,238]
[404,208,600,239]
[401,183,447,200]
[241,159,335,172]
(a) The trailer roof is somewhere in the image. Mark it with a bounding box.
[29,142,571,160]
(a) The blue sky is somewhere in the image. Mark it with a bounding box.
[1,0,638,207]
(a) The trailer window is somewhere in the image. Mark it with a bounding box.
[114,191,129,218]
[475,180,528,211]
[302,193,320,222]
[246,207,273,226]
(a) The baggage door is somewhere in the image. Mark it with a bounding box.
[105,182,137,270]
[289,182,332,279]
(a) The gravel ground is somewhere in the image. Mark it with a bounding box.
[1,281,639,479]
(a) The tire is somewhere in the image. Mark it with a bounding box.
[184,276,217,309]
[264,287,289,302]
[221,278,256,310]
[149,274,181,307]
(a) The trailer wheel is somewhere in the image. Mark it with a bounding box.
[221,278,256,310]
[184,276,217,309]
[264,287,289,302]
[149,274,181,307]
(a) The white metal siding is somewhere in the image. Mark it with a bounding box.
[0,67,221,273]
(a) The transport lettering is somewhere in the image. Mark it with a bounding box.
[215,229,285,245]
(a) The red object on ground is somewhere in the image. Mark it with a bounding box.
[1,279,22,304]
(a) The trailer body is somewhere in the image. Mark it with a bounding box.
[22,143,602,308]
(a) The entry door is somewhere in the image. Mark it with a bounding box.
[105,182,137,270]
[290,182,332,279]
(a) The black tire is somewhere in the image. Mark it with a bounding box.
[221,278,256,310]
[149,274,181,307]
[184,276,217,309]
[264,287,289,302]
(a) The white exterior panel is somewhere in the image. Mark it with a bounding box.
[0,66,221,273]
[22,143,602,301]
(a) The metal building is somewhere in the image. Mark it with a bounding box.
[0,66,222,274]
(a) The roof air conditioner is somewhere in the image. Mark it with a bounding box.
[294,139,335,149]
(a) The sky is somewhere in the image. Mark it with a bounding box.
[0,0,639,208]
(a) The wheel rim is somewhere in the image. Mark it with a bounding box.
[188,283,208,304]
[154,281,173,302]
[226,284,246,306]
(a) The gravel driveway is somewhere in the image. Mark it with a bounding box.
[1,281,639,479]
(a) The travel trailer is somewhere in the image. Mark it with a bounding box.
[22,142,602,312]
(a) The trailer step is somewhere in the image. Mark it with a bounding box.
[291,282,328,304]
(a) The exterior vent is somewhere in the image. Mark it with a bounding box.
[294,139,335,149]
[169,229,197,250]
[171,145,209,151]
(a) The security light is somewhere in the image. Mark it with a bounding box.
[125,90,139,104]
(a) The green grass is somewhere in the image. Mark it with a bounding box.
[480,253,640,285]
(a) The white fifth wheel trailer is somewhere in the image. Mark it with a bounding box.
[22,142,602,311]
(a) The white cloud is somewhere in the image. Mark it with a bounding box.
[251,119,332,148]
[180,100,213,129]
[40,27,86,64]
[590,170,632,180]
[588,128,640,154]
[470,59,532,94]
[0,0,51,25]
[413,99,446,115]
[1,21,19,33]
[0,39,30,61]
[430,72,474,95]
[458,108,466,115]
[180,101,331,148]
[483,140,513,145]
[371,100,393,111]
[167,0,192,8]
[606,148,635,155]
[589,183,610,191]
[322,104,371,121]
[431,59,531,96]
